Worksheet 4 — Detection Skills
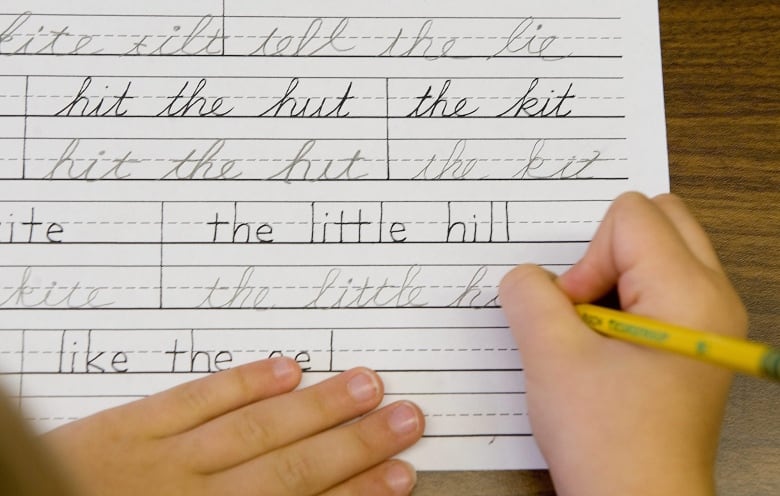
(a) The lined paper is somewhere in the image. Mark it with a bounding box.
[0,0,668,470]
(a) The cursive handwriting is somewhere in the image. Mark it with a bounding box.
[123,15,224,56]
[196,267,272,309]
[304,266,427,308]
[491,18,562,59]
[258,78,355,117]
[513,139,602,179]
[249,17,355,57]
[0,267,112,308]
[497,78,576,117]
[378,19,457,59]
[411,140,481,180]
[0,12,103,55]
[55,77,135,117]
[446,266,498,308]
[156,78,234,117]
[405,80,480,118]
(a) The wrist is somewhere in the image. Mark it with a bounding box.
[549,454,716,496]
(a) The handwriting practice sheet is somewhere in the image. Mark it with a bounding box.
[0,0,668,470]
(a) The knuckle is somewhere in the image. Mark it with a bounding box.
[726,288,750,337]
[228,366,257,402]
[307,385,337,417]
[178,382,214,414]
[329,465,407,496]
[274,451,318,494]
[352,418,382,455]
[235,409,276,449]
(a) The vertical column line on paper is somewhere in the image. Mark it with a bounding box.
[221,0,227,56]
[378,201,384,243]
[159,201,165,309]
[309,201,315,244]
[17,329,25,409]
[329,330,334,373]
[385,77,391,180]
[21,76,29,179]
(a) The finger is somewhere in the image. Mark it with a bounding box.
[320,460,417,496]
[206,401,424,496]
[651,193,722,271]
[122,357,301,438]
[181,367,383,473]
[500,264,600,371]
[557,191,702,307]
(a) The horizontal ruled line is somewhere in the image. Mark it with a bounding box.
[1,368,524,374]
[422,434,534,438]
[0,325,510,331]
[0,137,628,142]
[0,178,631,183]
[0,263,569,268]
[0,74,624,80]
[0,199,612,204]
[0,306,510,311]
[15,392,526,399]
[1,53,622,60]
[0,240,591,246]
[0,13,621,20]
[14,114,626,119]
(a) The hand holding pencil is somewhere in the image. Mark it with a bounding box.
[500,192,751,496]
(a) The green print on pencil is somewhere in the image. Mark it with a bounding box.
[608,320,669,343]
[760,350,780,380]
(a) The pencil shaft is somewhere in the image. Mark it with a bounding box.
[575,304,780,382]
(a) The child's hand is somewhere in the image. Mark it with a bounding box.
[44,360,423,496]
[500,192,747,496]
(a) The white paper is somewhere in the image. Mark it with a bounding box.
[0,0,668,470]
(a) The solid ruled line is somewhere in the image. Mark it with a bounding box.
[0,240,592,246]
[12,114,626,119]
[329,330,334,372]
[6,137,628,141]
[231,15,621,20]
[18,392,526,399]
[0,198,613,204]
[221,0,227,56]
[0,325,512,332]
[159,202,164,309]
[0,306,511,311]
[1,368,524,375]
[4,53,622,59]
[422,434,534,438]
[0,13,620,20]
[0,178,632,183]
[0,74,625,80]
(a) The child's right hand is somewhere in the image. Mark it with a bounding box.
[500,192,747,496]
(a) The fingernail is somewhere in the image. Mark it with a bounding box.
[272,357,298,379]
[347,371,379,402]
[388,402,419,434]
[385,461,416,493]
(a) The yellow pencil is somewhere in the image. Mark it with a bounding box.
[575,304,780,382]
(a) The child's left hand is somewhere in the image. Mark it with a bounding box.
[43,357,423,496]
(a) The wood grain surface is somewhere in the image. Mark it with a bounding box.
[414,2,780,494]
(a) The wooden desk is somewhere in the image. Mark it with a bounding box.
[416,2,780,494]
